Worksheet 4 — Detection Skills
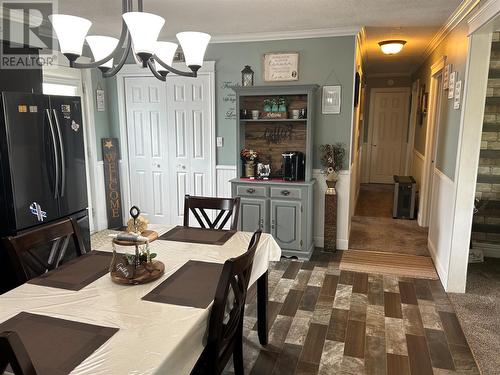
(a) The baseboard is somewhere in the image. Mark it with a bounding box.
[427,238,447,290]
[472,241,500,258]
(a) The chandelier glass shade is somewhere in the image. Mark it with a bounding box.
[49,0,211,80]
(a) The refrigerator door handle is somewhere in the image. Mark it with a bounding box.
[46,109,59,199]
[52,109,66,197]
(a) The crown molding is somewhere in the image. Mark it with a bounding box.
[468,0,500,34]
[209,26,360,43]
[421,0,480,60]
[365,72,412,78]
[358,27,368,69]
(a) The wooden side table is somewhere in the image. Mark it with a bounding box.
[324,190,337,252]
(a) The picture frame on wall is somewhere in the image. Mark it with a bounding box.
[322,85,341,114]
[263,52,299,82]
[448,71,456,99]
[443,64,452,90]
[454,80,462,109]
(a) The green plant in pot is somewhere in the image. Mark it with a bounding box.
[270,98,279,112]
[278,97,287,112]
[319,143,345,194]
[240,149,259,178]
[263,98,272,112]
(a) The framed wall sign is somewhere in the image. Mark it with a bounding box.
[96,89,105,112]
[263,52,299,82]
[322,85,341,114]
[102,138,123,229]
[443,64,452,90]
[448,71,456,99]
[454,80,462,109]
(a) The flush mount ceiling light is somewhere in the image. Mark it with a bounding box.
[378,40,406,55]
[49,0,211,81]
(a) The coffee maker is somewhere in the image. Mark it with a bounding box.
[282,151,305,181]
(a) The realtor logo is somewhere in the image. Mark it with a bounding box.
[1,1,57,69]
[29,201,47,222]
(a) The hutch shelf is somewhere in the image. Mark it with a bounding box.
[230,84,318,259]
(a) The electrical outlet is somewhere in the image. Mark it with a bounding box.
[216,137,224,147]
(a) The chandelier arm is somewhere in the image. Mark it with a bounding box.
[153,55,197,77]
[147,60,166,81]
[73,0,130,69]
[102,33,132,77]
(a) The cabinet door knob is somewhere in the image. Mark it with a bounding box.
[246,188,255,194]
[281,190,290,196]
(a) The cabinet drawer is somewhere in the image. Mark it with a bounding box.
[270,187,302,200]
[236,185,267,197]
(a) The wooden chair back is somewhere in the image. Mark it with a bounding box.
[192,230,261,374]
[0,331,37,375]
[3,218,86,285]
[183,195,241,231]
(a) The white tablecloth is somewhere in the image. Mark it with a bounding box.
[0,225,281,374]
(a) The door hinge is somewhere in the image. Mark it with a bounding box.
[300,240,303,246]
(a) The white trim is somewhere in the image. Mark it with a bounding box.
[406,80,420,175]
[428,237,449,290]
[209,26,360,43]
[419,57,446,227]
[414,149,425,162]
[365,87,411,183]
[468,0,500,34]
[358,27,368,74]
[115,62,216,222]
[215,165,237,170]
[447,31,491,292]
[422,0,480,60]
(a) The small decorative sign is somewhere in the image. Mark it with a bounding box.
[263,52,299,82]
[454,80,462,110]
[96,89,105,112]
[261,125,293,144]
[443,64,452,90]
[322,85,342,114]
[102,138,123,229]
[448,72,456,99]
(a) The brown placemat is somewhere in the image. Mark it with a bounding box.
[158,226,236,245]
[142,260,223,308]
[0,312,118,375]
[28,250,115,291]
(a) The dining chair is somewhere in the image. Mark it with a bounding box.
[0,331,37,375]
[3,217,86,286]
[183,195,241,231]
[191,230,262,375]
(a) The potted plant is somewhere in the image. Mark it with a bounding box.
[240,149,259,177]
[270,98,279,112]
[319,143,345,193]
[278,97,287,112]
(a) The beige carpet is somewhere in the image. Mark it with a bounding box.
[355,183,394,218]
[449,258,500,375]
[340,249,438,279]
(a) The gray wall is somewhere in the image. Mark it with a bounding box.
[103,36,356,168]
[412,20,469,180]
[91,69,113,160]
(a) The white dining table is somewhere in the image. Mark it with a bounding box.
[0,225,281,374]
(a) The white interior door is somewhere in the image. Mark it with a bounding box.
[369,90,410,183]
[167,75,213,224]
[125,77,170,224]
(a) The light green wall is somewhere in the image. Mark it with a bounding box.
[104,36,356,168]
[412,20,469,180]
[204,36,356,167]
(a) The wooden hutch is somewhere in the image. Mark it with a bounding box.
[230,84,318,259]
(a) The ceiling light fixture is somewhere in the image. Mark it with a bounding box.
[378,40,406,55]
[49,0,211,81]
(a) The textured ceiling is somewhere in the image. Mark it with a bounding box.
[56,0,463,75]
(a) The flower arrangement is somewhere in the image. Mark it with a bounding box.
[240,149,258,162]
[319,143,345,181]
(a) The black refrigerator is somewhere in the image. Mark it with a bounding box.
[0,92,90,293]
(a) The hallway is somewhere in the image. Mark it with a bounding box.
[350,184,429,257]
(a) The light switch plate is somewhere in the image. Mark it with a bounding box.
[216,137,224,147]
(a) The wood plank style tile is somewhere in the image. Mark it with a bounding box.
[295,361,319,375]
[387,354,410,375]
[366,305,385,338]
[406,334,434,375]
[332,284,352,310]
[308,266,326,287]
[300,323,328,365]
[339,270,355,285]
[424,328,455,371]
[365,335,386,375]
[272,343,302,375]
[349,293,368,322]
[326,308,349,342]
[284,310,313,346]
[343,320,366,359]
[418,300,443,330]
[413,279,434,301]
[282,261,302,279]
[438,311,468,346]
[402,304,424,336]
[384,292,403,318]
[385,317,408,355]
[399,282,418,305]
[312,295,334,325]
[291,269,312,291]
[250,349,278,375]
[318,340,344,374]
[368,275,385,306]
[268,315,293,352]
[352,272,369,294]
[449,344,481,374]
[299,286,321,312]
[280,289,304,317]
[320,274,338,297]
[341,355,365,374]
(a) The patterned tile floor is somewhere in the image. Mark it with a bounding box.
[227,250,480,375]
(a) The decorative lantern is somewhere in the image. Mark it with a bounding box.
[241,65,254,86]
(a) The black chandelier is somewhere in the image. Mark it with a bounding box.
[49,0,211,81]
